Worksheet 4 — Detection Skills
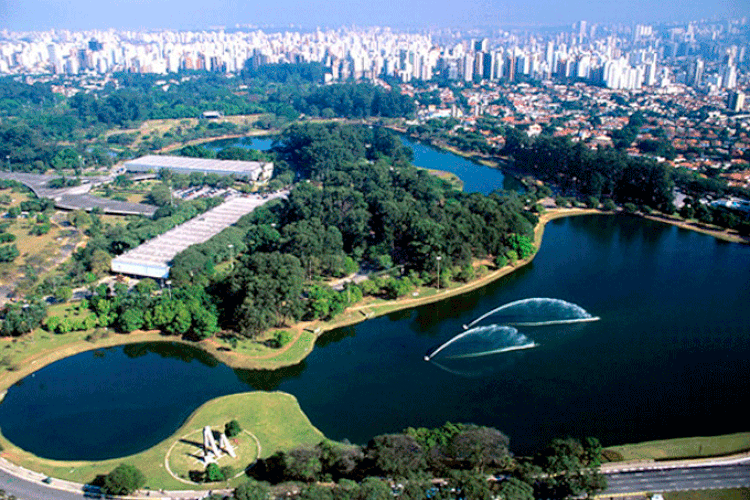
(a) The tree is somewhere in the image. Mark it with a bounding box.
[101,463,146,496]
[146,183,172,206]
[205,462,225,482]
[356,477,391,500]
[299,484,335,500]
[366,434,426,478]
[447,425,511,473]
[532,438,607,499]
[0,244,19,263]
[447,470,492,500]
[53,286,73,303]
[234,479,271,500]
[225,419,242,438]
[277,446,323,482]
[496,477,534,500]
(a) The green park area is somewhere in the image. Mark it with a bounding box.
[606,432,750,461]
[663,488,750,500]
[0,391,324,491]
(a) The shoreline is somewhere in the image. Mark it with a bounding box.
[0,205,742,390]
[0,208,595,392]
[0,207,747,490]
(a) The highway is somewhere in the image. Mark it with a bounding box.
[602,462,750,496]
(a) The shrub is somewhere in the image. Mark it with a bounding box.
[494,254,508,268]
[225,419,242,438]
[205,463,225,482]
[101,463,146,496]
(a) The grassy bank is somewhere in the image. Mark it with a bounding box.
[664,488,750,500]
[0,391,324,491]
[606,432,750,461]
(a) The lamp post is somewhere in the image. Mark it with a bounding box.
[5,155,10,172]
[436,255,442,291]
[228,244,234,271]
[166,280,172,299]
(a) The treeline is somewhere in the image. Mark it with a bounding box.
[85,282,218,339]
[293,83,416,119]
[506,134,675,212]
[237,423,605,500]
[242,61,328,84]
[167,124,535,337]
[71,73,265,125]
[0,77,57,116]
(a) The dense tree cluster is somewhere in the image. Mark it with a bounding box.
[87,283,219,339]
[244,424,605,500]
[294,83,416,119]
[0,299,47,336]
[0,73,417,174]
[71,73,265,125]
[506,134,675,212]
[188,124,534,337]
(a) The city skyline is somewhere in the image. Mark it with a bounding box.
[2,0,749,32]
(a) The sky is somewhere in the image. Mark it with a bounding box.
[1,0,749,32]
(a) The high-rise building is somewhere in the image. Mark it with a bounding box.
[728,90,745,112]
[686,58,704,87]
[473,38,488,53]
[722,65,737,89]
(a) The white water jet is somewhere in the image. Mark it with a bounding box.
[444,342,538,359]
[464,298,599,330]
[426,325,535,361]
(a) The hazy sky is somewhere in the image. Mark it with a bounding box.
[2,0,749,32]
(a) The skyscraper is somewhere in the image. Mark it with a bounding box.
[728,90,745,112]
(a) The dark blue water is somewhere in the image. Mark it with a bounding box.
[400,137,518,194]
[203,136,275,152]
[1,215,748,460]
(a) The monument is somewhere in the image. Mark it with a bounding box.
[219,432,237,458]
[201,426,237,464]
[202,426,222,464]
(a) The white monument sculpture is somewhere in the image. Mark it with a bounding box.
[201,426,238,464]
[219,432,237,458]
[202,426,222,464]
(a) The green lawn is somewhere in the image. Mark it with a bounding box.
[606,433,750,461]
[0,391,324,491]
[664,488,750,500]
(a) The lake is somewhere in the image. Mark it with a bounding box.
[0,215,748,460]
[400,136,521,194]
[0,135,747,460]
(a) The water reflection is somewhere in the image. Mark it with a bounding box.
[233,362,307,391]
[123,342,219,367]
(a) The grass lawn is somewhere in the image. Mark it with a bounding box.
[167,429,258,483]
[664,488,750,500]
[606,432,750,461]
[0,391,324,491]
